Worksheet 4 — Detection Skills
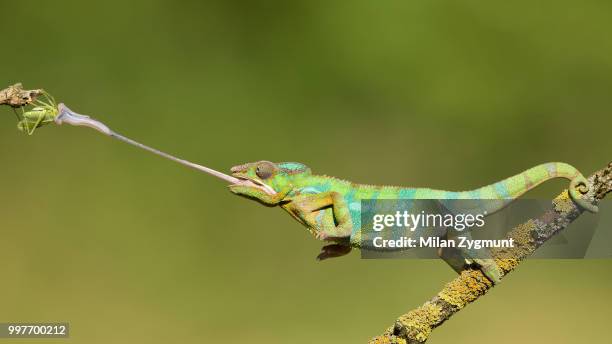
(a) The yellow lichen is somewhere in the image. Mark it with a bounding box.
[395,302,443,342]
[508,219,537,248]
[553,190,574,213]
[439,271,492,309]
[495,257,519,272]
[369,335,405,344]
[491,219,538,271]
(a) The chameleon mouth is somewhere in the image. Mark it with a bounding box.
[232,175,277,195]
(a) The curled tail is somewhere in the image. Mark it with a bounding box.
[450,162,597,214]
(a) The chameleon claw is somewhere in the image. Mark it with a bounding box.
[472,258,503,284]
[315,231,329,241]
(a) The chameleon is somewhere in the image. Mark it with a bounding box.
[229,161,597,283]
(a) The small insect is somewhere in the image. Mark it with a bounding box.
[15,91,58,135]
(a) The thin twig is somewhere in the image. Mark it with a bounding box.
[0,83,42,108]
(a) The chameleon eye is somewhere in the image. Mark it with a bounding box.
[256,163,274,179]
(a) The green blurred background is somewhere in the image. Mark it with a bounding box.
[1,1,610,343]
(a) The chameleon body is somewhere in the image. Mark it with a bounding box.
[229,161,597,282]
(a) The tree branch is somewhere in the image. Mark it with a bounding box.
[370,162,612,344]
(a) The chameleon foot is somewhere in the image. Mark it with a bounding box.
[316,244,352,261]
[438,232,503,284]
[440,248,502,284]
[470,258,503,284]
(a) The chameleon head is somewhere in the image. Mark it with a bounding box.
[229,161,311,201]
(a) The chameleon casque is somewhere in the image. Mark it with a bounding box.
[228,161,598,283]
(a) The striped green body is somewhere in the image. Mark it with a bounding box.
[268,162,591,245]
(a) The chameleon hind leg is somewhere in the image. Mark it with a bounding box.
[438,230,503,284]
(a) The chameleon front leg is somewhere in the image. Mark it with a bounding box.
[290,192,354,241]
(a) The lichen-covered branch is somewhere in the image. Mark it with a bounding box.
[0,83,42,108]
[370,162,612,344]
